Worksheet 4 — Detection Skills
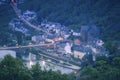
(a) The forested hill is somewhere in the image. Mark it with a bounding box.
[0,0,120,41]
[19,0,120,41]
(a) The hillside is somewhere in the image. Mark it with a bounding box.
[19,0,120,41]
[0,0,120,45]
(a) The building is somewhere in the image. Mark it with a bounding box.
[73,50,86,59]
[80,26,90,42]
[73,45,86,59]
[64,43,72,54]
[81,25,99,43]
[56,41,72,54]
[9,18,30,35]
[96,39,104,46]
[74,39,81,45]
[31,35,44,43]
[72,29,81,36]
[23,10,36,21]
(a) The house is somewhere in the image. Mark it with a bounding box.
[9,18,30,35]
[23,10,36,21]
[73,46,86,59]
[72,29,81,36]
[45,35,55,43]
[96,39,104,46]
[74,39,81,45]
[56,41,72,54]
[31,34,44,43]
[56,43,66,54]
[41,21,63,37]
[61,28,71,39]
[64,43,72,54]
[73,50,86,59]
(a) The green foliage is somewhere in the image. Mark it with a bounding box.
[0,55,33,80]
[79,57,120,80]
[19,0,120,41]
[0,55,73,80]
[80,66,99,80]
[104,41,120,57]
[31,62,73,80]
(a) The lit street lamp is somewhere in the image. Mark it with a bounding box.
[30,60,33,68]
[42,60,46,66]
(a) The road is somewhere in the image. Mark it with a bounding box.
[38,53,80,70]
[0,43,52,50]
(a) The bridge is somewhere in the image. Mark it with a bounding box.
[0,43,53,50]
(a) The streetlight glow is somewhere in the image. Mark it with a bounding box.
[30,60,33,67]
[42,60,46,66]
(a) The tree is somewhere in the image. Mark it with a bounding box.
[0,55,33,80]
[30,62,43,80]
[79,66,99,80]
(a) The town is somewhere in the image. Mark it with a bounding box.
[0,0,109,73]
[0,0,119,80]
[8,9,108,65]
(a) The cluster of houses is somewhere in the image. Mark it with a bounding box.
[8,10,107,61]
[9,18,29,35]
[32,20,107,60]
[9,10,37,35]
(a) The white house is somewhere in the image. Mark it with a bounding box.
[64,43,72,54]
[73,45,86,59]
[73,32,81,36]
[97,40,104,46]
[73,50,86,59]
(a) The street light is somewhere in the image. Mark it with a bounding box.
[42,60,46,66]
[74,71,77,80]
[74,71,77,75]
[30,60,33,68]
[29,42,32,45]
[16,43,18,46]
